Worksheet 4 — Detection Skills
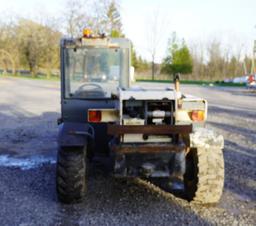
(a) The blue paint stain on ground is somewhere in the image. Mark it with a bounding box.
[0,155,56,170]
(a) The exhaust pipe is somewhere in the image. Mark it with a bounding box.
[174,73,182,108]
[174,73,180,92]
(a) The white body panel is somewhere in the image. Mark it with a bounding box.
[119,88,181,100]
[118,87,178,143]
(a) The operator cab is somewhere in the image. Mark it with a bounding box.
[59,29,132,156]
[62,32,131,100]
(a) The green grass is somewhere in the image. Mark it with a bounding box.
[211,82,246,87]
[0,73,60,81]
[136,79,246,87]
[1,73,247,87]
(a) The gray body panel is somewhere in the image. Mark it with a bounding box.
[58,122,89,147]
[59,38,118,155]
[60,99,116,154]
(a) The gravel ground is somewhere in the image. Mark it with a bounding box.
[0,77,255,226]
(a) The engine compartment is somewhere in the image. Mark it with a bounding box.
[121,99,175,143]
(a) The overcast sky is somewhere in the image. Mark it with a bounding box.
[0,0,255,62]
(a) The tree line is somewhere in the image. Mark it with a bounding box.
[147,33,252,82]
[0,0,253,81]
[0,0,123,78]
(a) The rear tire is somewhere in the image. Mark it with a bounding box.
[56,146,87,203]
[184,147,224,204]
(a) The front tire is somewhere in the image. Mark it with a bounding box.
[56,146,87,203]
[184,147,224,204]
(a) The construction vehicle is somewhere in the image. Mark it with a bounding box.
[56,29,224,204]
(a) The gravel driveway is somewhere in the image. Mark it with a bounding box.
[0,77,255,225]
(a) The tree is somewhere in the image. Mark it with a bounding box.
[16,19,61,77]
[63,0,90,38]
[131,45,139,69]
[38,16,62,78]
[16,19,42,76]
[206,40,226,81]
[161,33,193,76]
[106,1,122,37]
[146,9,166,80]
[131,46,149,72]
[63,0,122,37]
[243,55,251,75]
[0,49,16,75]
[40,26,61,78]
[0,20,19,74]
[189,41,206,80]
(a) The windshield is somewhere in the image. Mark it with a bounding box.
[64,47,129,99]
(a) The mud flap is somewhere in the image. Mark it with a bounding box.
[58,122,92,147]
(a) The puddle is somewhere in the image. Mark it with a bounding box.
[0,154,56,170]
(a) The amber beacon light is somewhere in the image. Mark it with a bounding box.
[83,28,92,38]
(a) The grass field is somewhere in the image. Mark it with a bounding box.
[0,73,59,81]
[1,73,247,87]
[136,79,246,87]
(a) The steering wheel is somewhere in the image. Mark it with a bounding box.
[77,83,103,91]
[74,83,106,98]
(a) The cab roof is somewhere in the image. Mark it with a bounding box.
[61,37,131,49]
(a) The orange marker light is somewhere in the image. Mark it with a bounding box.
[83,28,92,38]
[88,110,102,123]
[190,110,205,121]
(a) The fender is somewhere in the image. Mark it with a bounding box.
[58,122,92,147]
[189,127,224,149]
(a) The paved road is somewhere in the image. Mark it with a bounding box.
[0,77,255,225]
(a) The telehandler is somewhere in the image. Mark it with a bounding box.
[56,29,224,204]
